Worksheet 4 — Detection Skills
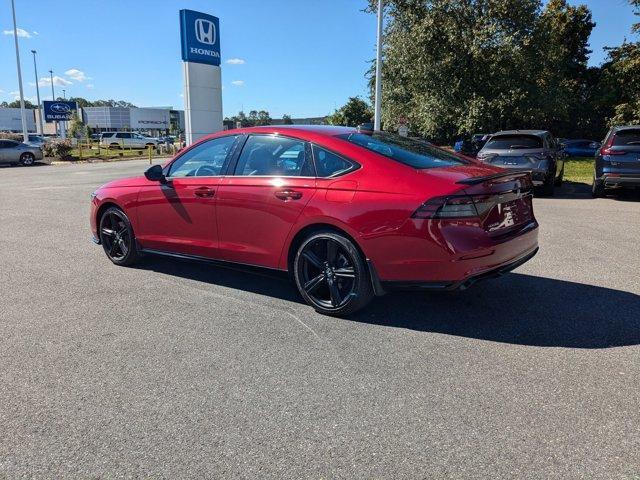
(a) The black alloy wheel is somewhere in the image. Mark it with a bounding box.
[294,231,373,316]
[99,207,139,266]
[20,152,35,166]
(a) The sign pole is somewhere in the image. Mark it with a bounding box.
[373,0,383,132]
[180,9,223,145]
[10,0,29,143]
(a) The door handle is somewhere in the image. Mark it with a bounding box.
[194,187,215,198]
[274,189,303,201]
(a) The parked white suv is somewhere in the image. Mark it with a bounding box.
[100,132,159,149]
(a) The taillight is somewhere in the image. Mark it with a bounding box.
[600,147,626,156]
[412,195,478,219]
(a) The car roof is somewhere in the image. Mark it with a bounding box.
[613,125,640,132]
[492,130,549,136]
[219,125,358,138]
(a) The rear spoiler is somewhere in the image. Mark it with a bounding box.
[456,171,531,185]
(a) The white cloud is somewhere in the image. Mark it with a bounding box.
[231,80,245,87]
[65,68,90,82]
[226,58,245,65]
[0,89,4,93]
[13,95,37,103]
[32,31,39,35]
[2,28,31,38]
[38,76,72,87]
[9,90,19,95]
[86,83,94,89]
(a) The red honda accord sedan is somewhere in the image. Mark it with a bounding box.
[90,126,538,315]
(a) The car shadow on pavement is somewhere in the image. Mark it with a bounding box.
[554,181,640,201]
[138,256,640,349]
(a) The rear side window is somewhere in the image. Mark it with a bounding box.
[312,145,354,177]
[234,135,314,177]
[101,133,114,139]
[485,135,543,150]
[338,132,466,169]
[613,129,640,146]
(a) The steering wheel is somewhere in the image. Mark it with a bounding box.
[194,165,219,177]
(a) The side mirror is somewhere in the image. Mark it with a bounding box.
[144,164,166,183]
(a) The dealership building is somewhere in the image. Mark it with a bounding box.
[0,108,37,133]
[81,107,184,136]
[0,106,184,136]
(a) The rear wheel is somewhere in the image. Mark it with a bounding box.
[99,207,140,266]
[294,231,373,316]
[19,152,36,166]
[592,177,605,198]
[537,174,555,197]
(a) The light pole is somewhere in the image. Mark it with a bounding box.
[31,50,43,135]
[49,69,57,136]
[373,0,383,131]
[62,89,66,99]
[10,0,29,143]
[49,69,55,99]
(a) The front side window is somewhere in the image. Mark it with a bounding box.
[168,135,238,177]
[312,145,354,177]
[338,132,467,169]
[234,135,314,176]
[115,132,132,139]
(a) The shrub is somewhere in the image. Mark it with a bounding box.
[42,139,73,159]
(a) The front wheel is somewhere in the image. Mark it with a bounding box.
[294,231,373,316]
[19,152,36,166]
[99,207,140,266]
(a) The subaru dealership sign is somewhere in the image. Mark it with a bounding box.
[180,9,221,66]
[43,101,77,122]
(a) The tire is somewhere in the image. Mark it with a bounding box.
[19,152,36,166]
[537,174,555,197]
[592,177,605,198]
[554,166,564,187]
[293,231,374,316]
[98,207,140,266]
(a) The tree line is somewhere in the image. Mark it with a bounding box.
[0,98,136,109]
[328,0,639,144]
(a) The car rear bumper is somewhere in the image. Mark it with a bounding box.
[381,245,539,292]
[602,175,640,187]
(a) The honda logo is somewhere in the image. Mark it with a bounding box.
[195,18,216,45]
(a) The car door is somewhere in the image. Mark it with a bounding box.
[0,141,9,163]
[216,134,317,268]
[135,134,240,258]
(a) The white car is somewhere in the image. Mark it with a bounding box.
[100,132,158,149]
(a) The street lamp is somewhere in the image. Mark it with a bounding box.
[373,0,383,131]
[49,69,55,99]
[62,89,66,99]
[10,0,29,143]
[31,50,43,135]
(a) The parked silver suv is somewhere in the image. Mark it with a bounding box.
[100,132,159,149]
[477,130,565,196]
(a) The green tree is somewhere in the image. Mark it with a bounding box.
[366,0,598,142]
[256,110,272,126]
[4,99,36,109]
[282,114,293,125]
[327,96,373,126]
[68,112,88,139]
[603,0,640,126]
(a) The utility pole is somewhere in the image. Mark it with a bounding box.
[373,0,383,131]
[10,0,29,143]
[31,50,43,135]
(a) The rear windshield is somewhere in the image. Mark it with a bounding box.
[613,129,640,146]
[485,135,543,150]
[337,132,467,169]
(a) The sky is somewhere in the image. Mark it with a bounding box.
[0,0,637,119]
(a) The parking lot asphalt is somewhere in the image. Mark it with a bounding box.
[1,160,639,479]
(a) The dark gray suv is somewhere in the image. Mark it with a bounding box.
[592,125,640,197]
[477,130,565,196]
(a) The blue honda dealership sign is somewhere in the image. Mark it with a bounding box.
[180,9,221,66]
[43,100,77,122]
